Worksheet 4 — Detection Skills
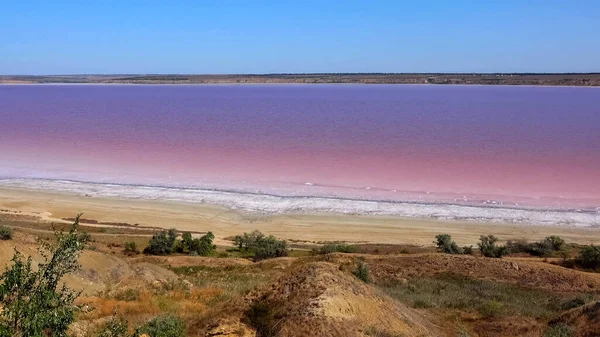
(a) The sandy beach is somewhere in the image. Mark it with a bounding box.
[1,186,599,246]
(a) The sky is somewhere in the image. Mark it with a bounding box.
[1,0,599,74]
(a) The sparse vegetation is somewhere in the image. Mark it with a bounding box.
[0,226,12,240]
[478,235,509,258]
[318,243,359,254]
[353,259,371,283]
[378,273,582,319]
[139,314,185,337]
[97,311,129,337]
[0,215,86,336]
[544,324,573,337]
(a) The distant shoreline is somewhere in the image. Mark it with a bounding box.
[2,73,600,86]
[1,178,598,228]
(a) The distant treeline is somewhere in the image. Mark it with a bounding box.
[2,73,600,85]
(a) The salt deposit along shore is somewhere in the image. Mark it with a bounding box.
[0,179,598,246]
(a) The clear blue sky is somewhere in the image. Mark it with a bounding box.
[1,0,599,74]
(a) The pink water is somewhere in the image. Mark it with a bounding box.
[1,84,599,212]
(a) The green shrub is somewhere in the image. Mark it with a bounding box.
[576,245,600,269]
[144,228,178,255]
[191,232,216,256]
[353,259,371,283]
[176,232,194,253]
[544,324,573,337]
[233,230,288,260]
[233,230,265,251]
[319,243,359,254]
[435,234,463,254]
[478,235,509,258]
[123,241,139,256]
[0,215,85,336]
[507,236,565,257]
[546,236,565,251]
[253,235,289,261]
[462,245,474,255]
[0,226,12,240]
[139,314,185,337]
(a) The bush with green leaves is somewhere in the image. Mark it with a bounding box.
[0,215,86,336]
[576,245,600,269]
[0,226,12,240]
[507,236,566,257]
[478,235,509,258]
[253,235,289,261]
[233,230,265,251]
[232,230,289,261]
[144,228,178,255]
[434,234,463,254]
[353,259,371,283]
[189,232,216,256]
[318,243,359,254]
[138,314,185,337]
[123,241,139,256]
[546,236,565,251]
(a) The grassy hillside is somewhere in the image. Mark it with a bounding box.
[0,213,598,336]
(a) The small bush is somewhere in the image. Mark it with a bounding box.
[318,243,359,254]
[462,245,473,255]
[190,232,216,256]
[507,236,565,257]
[478,235,509,258]
[123,241,139,256]
[544,324,573,337]
[253,235,289,261]
[546,236,565,251]
[0,226,13,240]
[144,229,178,255]
[576,245,600,269]
[435,234,463,254]
[139,314,185,337]
[233,230,265,251]
[353,259,371,283]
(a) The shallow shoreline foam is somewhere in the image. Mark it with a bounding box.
[0,178,597,228]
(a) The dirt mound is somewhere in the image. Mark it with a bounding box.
[240,261,439,337]
[550,301,600,337]
[351,254,600,292]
